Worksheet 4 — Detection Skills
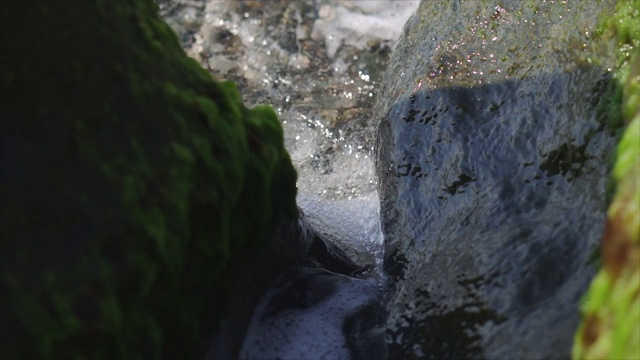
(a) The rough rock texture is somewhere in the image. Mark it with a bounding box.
[0,1,297,359]
[573,1,640,358]
[374,1,623,358]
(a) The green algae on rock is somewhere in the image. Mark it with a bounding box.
[573,1,640,358]
[0,1,297,359]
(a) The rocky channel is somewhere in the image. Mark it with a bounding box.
[2,0,635,359]
[185,0,625,358]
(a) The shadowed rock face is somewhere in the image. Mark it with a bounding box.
[238,265,382,360]
[374,1,620,358]
[378,71,616,359]
[0,1,298,359]
[207,213,370,360]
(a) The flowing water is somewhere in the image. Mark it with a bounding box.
[159,0,417,264]
[158,0,419,358]
[159,1,617,358]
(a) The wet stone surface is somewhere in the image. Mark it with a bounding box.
[379,69,615,359]
[375,1,620,359]
[240,266,382,360]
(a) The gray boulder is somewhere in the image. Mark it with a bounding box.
[374,1,620,358]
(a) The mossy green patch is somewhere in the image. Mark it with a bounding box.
[573,1,640,359]
[0,1,297,359]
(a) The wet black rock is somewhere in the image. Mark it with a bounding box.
[238,265,381,360]
[374,1,619,358]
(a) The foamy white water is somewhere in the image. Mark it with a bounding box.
[159,1,419,358]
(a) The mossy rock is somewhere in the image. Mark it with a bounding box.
[0,1,297,359]
[573,1,640,359]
